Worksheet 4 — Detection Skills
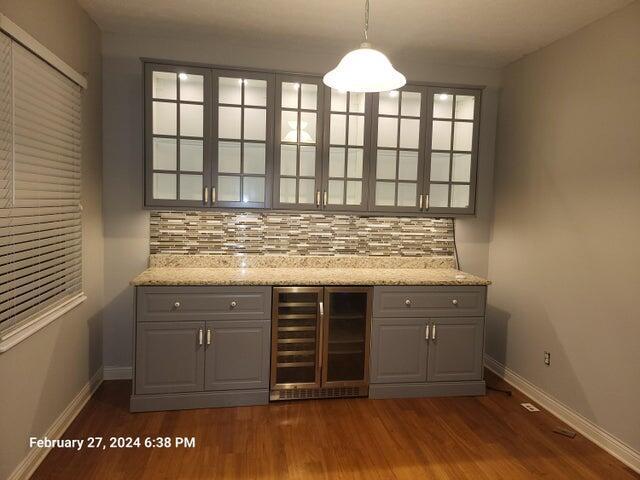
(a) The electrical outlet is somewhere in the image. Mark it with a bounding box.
[521,402,540,412]
[544,351,551,366]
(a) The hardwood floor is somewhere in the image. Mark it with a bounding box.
[32,371,638,479]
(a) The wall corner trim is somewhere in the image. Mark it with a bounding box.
[0,13,87,89]
[103,366,133,380]
[484,354,640,474]
[7,367,104,480]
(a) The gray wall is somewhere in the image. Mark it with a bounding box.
[102,32,501,369]
[487,0,640,452]
[0,1,103,478]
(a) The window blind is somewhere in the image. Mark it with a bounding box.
[0,34,82,335]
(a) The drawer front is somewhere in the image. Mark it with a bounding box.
[137,286,272,322]
[373,286,486,318]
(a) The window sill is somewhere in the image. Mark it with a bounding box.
[0,292,87,353]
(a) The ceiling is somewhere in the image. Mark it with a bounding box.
[79,0,632,68]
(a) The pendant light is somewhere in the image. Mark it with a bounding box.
[323,0,406,93]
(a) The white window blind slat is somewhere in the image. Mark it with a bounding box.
[0,35,83,335]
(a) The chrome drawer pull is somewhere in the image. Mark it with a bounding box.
[206,329,212,346]
[230,300,238,309]
[452,299,459,306]
[432,324,437,341]
[404,299,411,307]
[173,301,181,309]
[425,324,430,340]
[198,328,203,346]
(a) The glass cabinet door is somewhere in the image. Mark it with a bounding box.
[321,89,371,210]
[145,64,211,207]
[369,87,426,212]
[273,75,324,209]
[425,88,479,214]
[271,288,323,390]
[322,288,371,388]
[212,70,274,208]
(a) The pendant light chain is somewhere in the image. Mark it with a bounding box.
[364,0,369,42]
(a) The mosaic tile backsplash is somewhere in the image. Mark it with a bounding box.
[150,211,455,257]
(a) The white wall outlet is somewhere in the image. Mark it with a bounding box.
[521,402,540,412]
[544,351,551,366]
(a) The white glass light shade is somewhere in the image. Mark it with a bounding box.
[323,43,406,93]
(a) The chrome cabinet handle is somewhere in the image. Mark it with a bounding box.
[230,300,237,309]
[316,190,321,207]
[319,301,324,317]
[211,187,216,204]
[203,186,208,204]
[419,194,423,209]
[452,299,459,306]
[424,194,430,209]
[432,324,437,341]
[425,324,430,340]
[198,328,204,346]
[405,299,411,307]
[318,301,324,369]
[206,328,212,346]
[173,301,181,309]
[323,190,328,205]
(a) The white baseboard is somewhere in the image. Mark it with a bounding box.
[484,354,640,474]
[8,367,104,480]
[103,366,132,380]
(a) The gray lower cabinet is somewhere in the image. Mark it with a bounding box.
[131,286,272,412]
[369,286,486,399]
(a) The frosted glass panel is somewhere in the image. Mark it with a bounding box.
[376,150,396,180]
[432,121,452,150]
[401,91,421,117]
[180,139,203,171]
[455,95,475,120]
[179,74,203,102]
[244,143,265,174]
[219,77,241,104]
[328,179,344,204]
[433,93,453,118]
[379,91,399,115]
[453,122,473,151]
[300,112,316,143]
[377,117,398,148]
[349,92,365,113]
[348,115,364,146]
[179,174,202,201]
[244,108,266,140]
[218,106,241,139]
[153,173,176,199]
[153,137,176,170]
[301,84,317,110]
[430,153,450,181]
[400,118,420,148]
[397,183,417,207]
[331,89,347,112]
[329,148,345,177]
[243,177,265,203]
[346,181,362,205]
[429,183,449,207]
[451,184,470,208]
[218,175,241,201]
[281,82,298,108]
[153,101,176,135]
[299,146,315,176]
[152,71,176,100]
[452,153,471,182]
[180,103,203,137]
[330,114,346,144]
[279,178,296,203]
[347,148,363,178]
[375,181,395,206]
[280,144,297,176]
[244,79,266,106]
[298,178,315,204]
[218,141,241,173]
[281,110,298,142]
[398,151,418,181]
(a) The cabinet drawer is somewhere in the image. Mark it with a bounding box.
[137,286,272,322]
[373,286,486,317]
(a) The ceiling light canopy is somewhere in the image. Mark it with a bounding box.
[323,0,406,93]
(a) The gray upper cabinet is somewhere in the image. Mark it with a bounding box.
[427,317,484,382]
[204,320,270,391]
[273,75,324,210]
[144,62,482,216]
[145,64,212,208]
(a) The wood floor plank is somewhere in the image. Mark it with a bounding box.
[30,371,639,480]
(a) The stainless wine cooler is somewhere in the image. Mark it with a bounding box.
[270,287,372,401]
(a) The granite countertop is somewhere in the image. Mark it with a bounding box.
[130,255,491,286]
